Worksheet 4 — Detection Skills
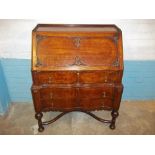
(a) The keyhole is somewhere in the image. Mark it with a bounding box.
[50,93,53,99]
[48,77,52,84]
[74,37,80,48]
[102,92,106,98]
[104,76,108,82]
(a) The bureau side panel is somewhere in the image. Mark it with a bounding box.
[31,86,42,113]
[113,84,124,110]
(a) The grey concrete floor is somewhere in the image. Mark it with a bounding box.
[0,101,155,135]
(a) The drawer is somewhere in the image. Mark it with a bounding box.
[79,71,121,83]
[33,70,122,85]
[41,98,76,110]
[40,87,76,109]
[79,86,114,99]
[79,98,113,110]
[40,87,76,99]
[33,71,77,84]
[34,85,114,110]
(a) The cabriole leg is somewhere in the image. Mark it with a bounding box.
[35,112,44,132]
[109,110,119,130]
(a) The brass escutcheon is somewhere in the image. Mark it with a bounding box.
[73,37,81,48]
[102,92,106,98]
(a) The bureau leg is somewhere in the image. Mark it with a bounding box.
[109,110,119,130]
[35,113,44,132]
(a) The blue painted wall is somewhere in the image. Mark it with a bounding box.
[123,61,155,99]
[0,60,11,115]
[0,58,155,114]
[1,59,32,102]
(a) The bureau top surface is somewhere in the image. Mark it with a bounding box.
[34,24,119,33]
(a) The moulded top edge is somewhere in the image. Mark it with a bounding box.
[32,24,120,33]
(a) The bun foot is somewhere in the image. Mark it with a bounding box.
[35,112,44,132]
[109,123,115,130]
[38,126,44,132]
[110,110,119,130]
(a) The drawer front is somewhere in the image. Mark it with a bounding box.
[79,86,114,99]
[79,98,113,110]
[34,85,114,111]
[36,36,118,67]
[33,71,77,84]
[40,87,76,99]
[78,86,114,110]
[33,71,122,85]
[32,85,116,112]
[40,87,76,109]
[41,98,76,110]
[79,71,121,83]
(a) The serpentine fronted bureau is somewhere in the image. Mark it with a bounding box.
[31,24,124,132]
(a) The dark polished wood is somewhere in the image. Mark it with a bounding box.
[35,113,44,132]
[31,24,124,132]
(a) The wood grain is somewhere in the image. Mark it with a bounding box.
[31,24,124,131]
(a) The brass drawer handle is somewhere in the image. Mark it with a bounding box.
[73,37,81,48]
[48,77,52,84]
[102,92,106,98]
[103,76,108,82]
[50,93,53,99]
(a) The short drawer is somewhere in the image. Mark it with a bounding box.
[79,98,113,110]
[41,98,76,110]
[33,71,77,84]
[79,71,122,83]
[40,87,76,100]
[79,85,114,99]
[40,87,77,110]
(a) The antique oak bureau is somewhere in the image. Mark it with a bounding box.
[31,24,124,132]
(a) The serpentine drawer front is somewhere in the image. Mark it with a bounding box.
[31,24,124,132]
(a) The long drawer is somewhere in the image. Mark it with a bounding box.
[31,85,114,111]
[32,70,122,85]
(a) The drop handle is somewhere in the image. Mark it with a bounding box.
[48,77,52,84]
[50,93,53,99]
[102,92,106,98]
[73,37,81,48]
[103,76,108,82]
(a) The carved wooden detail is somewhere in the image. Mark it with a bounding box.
[70,56,86,66]
[35,57,43,67]
[36,35,46,43]
[109,110,119,129]
[35,113,44,132]
[112,58,119,67]
[31,24,124,132]
[73,37,81,48]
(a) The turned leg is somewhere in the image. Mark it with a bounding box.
[35,112,44,132]
[109,110,119,130]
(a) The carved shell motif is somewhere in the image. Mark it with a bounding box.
[69,56,86,66]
